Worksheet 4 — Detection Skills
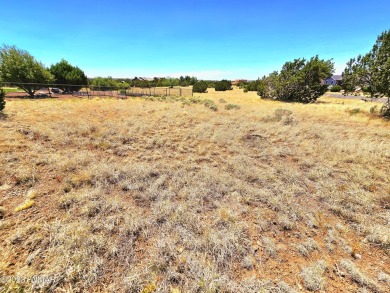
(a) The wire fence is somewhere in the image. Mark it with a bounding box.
[77,87,193,98]
[2,82,193,98]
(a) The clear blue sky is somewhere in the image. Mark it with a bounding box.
[1,0,389,79]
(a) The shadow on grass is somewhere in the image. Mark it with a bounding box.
[6,94,59,100]
[0,112,8,120]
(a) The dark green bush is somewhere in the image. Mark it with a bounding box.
[193,81,208,93]
[215,80,232,91]
[0,88,5,112]
[330,85,342,92]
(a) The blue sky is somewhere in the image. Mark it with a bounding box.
[1,0,389,79]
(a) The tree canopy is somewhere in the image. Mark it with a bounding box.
[89,77,129,91]
[0,45,53,97]
[192,80,208,93]
[258,56,334,103]
[342,30,390,117]
[50,59,88,92]
[343,30,390,100]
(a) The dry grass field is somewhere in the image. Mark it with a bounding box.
[0,88,389,292]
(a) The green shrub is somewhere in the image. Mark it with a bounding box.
[347,108,361,115]
[215,80,232,91]
[225,104,240,110]
[203,99,218,111]
[0,88,5,112]
[263,108,293,122]
[193,80,208,93]
[189,96,203,104]
[330,85,342,92]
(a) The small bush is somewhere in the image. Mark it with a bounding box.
[193,80,208,93]
[346,108,361,115]
[301,260,327,291]
[225,104,240,110]
[330,85,342,92]
[0,88,5,111]
[203,99,218,111]
[339,259,379,291]
[263,108,293,123]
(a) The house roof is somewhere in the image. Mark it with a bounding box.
[332,75,342,81]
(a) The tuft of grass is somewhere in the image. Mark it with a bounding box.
[378,271,390,286]
[225,103,241,110]
[346,107,361,115]
[339,259,380,291]
[27,189,38,199]
[15,199,35,212]
[296,238,319,257]
[203,99,218,111]
[68,171,93,187]
[261,237,277,258]
[301,260,327,291]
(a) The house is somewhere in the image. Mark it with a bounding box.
[231,79,247,86]
[324,75,342,86]
[138,77,154,82]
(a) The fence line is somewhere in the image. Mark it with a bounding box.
[74,86,193,98]
[2,82,193,98]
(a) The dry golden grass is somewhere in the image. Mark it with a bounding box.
[0,87,389,292]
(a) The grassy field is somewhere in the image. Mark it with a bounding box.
[0,88,389,292]
[2,87,24,93]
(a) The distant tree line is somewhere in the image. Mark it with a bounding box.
[1,29,389,117]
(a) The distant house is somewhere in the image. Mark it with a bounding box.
[138,77,154,82]
[324,75,342,86]
[231,79,247,85]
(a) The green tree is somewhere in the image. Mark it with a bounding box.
[50,59,88,92]
[192,80,208,93]
[258,56,334,103]
[342,30,390,117]
[90,77,121,90]
[342,53,381,98]
[0,45,53,98]
[372,30,390,104]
